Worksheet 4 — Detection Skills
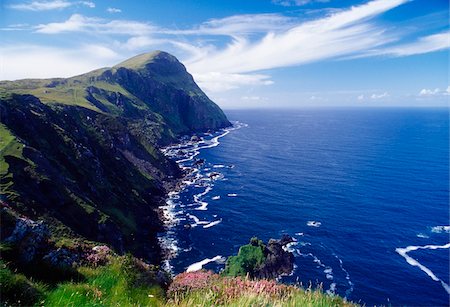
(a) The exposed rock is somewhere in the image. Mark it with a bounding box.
[255,235,295,279]
[43,248,79,268]
[4,215,50,263]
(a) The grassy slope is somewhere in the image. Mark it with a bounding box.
[1,257,356,307]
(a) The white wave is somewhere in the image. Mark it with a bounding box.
[187,214,209,227]
[282,241,299,253]
[213,164,226,168]
[431,226,450,233]
[324,268,333,280]
[227,193,238,197]
[334,254,354,298]
[203,219,222,229]
[396,243,450,294]
[307,221,321,227]
[186,255,225,272]
[326,283,337,296]
[212,196,221,200]
[417,233,429,238]
[195,201,209,211]
[295,232,304,236]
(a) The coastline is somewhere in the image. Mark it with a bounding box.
[157,121,244,273]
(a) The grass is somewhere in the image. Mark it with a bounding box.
[1,252,358,307]
[223,237,266,278]
[0,260,47,306]
[44,258,164,307]
[167,271,356,307]
[0,124,24,176]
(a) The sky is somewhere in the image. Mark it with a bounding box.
[0,0,449,108]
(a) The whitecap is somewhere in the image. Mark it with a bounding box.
[307,221,321,227]
[417,233,429,239]
[212,196,221,200]
[324,268,333,280]
[203,219,222,229]
[295,232,304,236]
[431,226,450,233]
[186,255,225,272]
[187,214,209,227]
[213,164,226,168]
[396,243,450,294]
[227,193,238,197]
[195,201,209,211]
[326,283,337,296]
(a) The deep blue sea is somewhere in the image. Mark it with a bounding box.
[160,108,449,306]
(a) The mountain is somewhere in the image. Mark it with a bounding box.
[0,51,230,263]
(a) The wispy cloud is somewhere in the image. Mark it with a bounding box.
[0,44,120,80]
[8,0,95,11]
[370,92,389,99]
[193,72,274,92]
[163,14,295,37]
[107,7,122,14]
[374,30,450,57]
[185,0,409,90]
[419,86,450,96]
[272,0,330,7]
[35,14,155,35]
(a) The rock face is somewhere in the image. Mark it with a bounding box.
[255,235,295,279]
[0,50,231,264]
[223,236,295,279]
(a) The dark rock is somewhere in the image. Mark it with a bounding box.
[4,215,50,263]
[43,248,78,268]
[194,159,205,166]
[255,235,295,279]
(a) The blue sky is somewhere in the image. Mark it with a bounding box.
[0,0,448,108]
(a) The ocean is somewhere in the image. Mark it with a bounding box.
[159,108,449,306]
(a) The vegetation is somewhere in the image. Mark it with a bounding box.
[223,237,266,277]
[0,257,356,307]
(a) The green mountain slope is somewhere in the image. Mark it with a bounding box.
[0,51,230,263]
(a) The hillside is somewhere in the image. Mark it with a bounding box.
[0,51,230,265]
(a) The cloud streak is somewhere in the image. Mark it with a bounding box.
[35,14,155,35]
[8,0,95,11]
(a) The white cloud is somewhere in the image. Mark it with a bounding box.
[241,96,263,101]
[357,94,365,100]
[35,14,155,35]
[8,0,95,11]
[272,0,330,7]
[107,7,121,13]
[370,92,389,99]
[183,0,408,91]
[164,14,295,37]
[186,0,408,75]
[192,72,273,92]
[80,1,94,8]
[369,30,450,57]
[0,45,120,80]
[419,87,450,96]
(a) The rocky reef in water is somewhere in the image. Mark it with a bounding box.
[223,235,295,279]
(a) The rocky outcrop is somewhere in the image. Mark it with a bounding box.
[223,236,295,280]
[255,235,295,279]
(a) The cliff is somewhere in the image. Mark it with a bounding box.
[0,51,230,264]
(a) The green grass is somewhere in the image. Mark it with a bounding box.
[0,260,47,306]
[0,124,24,176]
[113,51,163,70]
[45,258,164,307]
[167,271,356,307]
[223,237,266,277]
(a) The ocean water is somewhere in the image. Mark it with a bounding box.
[159,108,449,306]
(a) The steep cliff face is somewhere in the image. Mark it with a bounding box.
[0,51,230,263]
